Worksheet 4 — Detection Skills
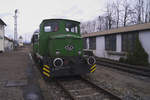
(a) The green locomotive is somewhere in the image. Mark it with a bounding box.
[32,19,96,78]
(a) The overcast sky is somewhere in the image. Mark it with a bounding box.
[0,0,108,42]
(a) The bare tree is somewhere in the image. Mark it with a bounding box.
[80,23,86,34]
[97,16,102,31]
[87,21,92,33]
[97,16,105,31]
[81,0,150,34]
[120,0,136,26]
[113,0,122,28]
[122,0,130,26]
[104,3,115,29]
[80,20,97,34]
[135,0,145,24]
[91,20,96,32]
[145,0,150,23]
[145,2,148,23]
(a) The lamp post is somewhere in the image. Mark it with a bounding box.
[14,9,18,48]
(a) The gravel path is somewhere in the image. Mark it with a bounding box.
[87,65,150,100]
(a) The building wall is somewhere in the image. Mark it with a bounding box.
[18,38,24,47]
[4,39,13,51]
[85,30,150,63]
[95,36,105,57]
[139,30,150,63]
[0,25,4,52]
[94,34,122,60]
[86,38,89,49]
[116,34,122,52]
[105,34,122,60]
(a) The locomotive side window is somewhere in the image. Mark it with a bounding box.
[44,22,58,32]
[65,22,78,33]
[34,35,39,43]
[32,34,39,43]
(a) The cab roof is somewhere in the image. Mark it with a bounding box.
[41,19,80,24]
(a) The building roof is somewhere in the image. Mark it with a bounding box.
[0,19,6,26]
[4,36,13,42]
[82,22,150,38]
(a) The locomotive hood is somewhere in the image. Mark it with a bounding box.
[48,34,83,57]
[49,34,82,39]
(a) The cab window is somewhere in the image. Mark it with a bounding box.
[65,22,78,33]
[44,22,58,32]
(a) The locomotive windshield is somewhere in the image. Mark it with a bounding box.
[44,22,58,32]
[65,22,78,33]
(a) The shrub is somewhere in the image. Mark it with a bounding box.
[126,35,149,66]
[119,57,126,63]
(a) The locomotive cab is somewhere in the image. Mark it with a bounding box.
[32,19,96,78]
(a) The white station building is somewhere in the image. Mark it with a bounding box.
[82,23,150,63]
[0,19,6,52]
[4,36,13,51]
[0,18,14,52]
[18,36,24,47]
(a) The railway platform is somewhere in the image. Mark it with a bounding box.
[0,46,43,100]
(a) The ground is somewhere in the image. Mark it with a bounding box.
[87,65,150,100]
[0,46,150,100]
[0,46,43,100]
[0,47,29,100]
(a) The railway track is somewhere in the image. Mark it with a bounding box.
[96,58,150,77]
[55,76,122,100]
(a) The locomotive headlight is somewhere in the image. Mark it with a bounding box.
[78,51,82,55]
[56,50,60,55]
[53,58,63,67]
[87,56,96,65]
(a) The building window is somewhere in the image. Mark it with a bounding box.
[83,38,87,49]
[89,37,96,50]
[122,32,138,52]
[105,35,116,51]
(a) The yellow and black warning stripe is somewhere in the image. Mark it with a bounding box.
[90,64,96,73]
[44,65,50,69]
[43,71,50,77]
[42,65,50,77]
[43,67,50,73]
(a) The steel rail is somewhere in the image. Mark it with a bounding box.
[97,60,150,77]
[55,77,122,100]
[55,80,76,100]
[96,58,150,71]
[80,77,122,100]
